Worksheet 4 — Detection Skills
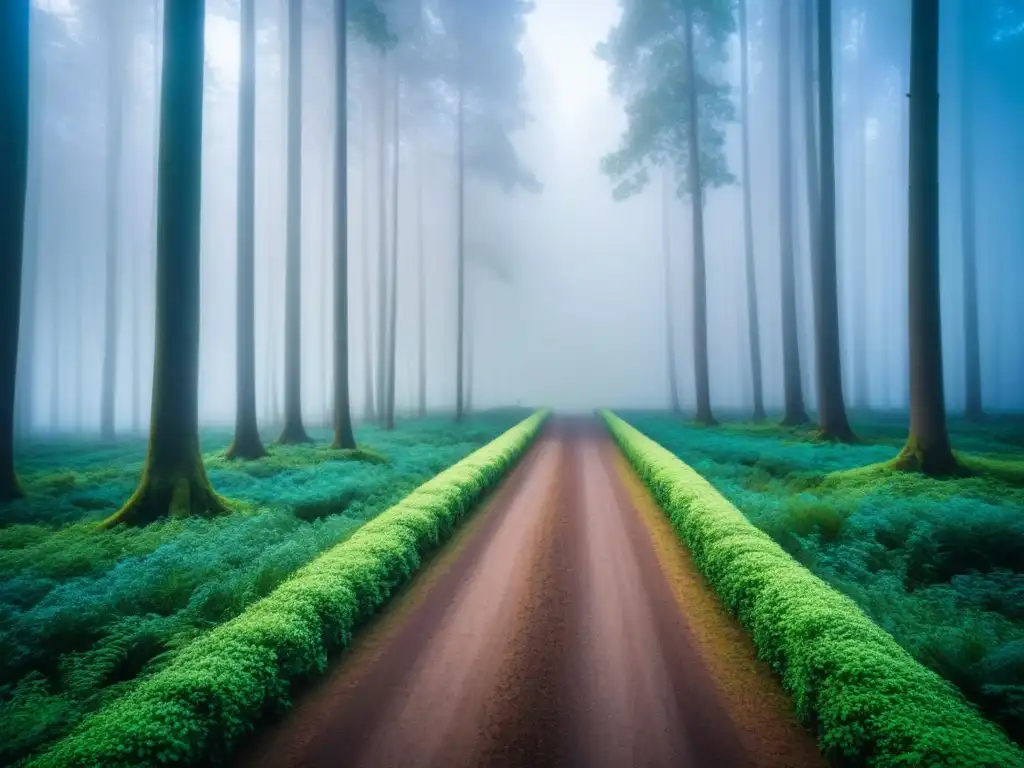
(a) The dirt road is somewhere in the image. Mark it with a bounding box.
[237,419,822,768]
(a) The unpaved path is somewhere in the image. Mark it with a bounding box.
[236,418,822,768]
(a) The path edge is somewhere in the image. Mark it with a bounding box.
[31,410,550,768]
[599,409,1024,768]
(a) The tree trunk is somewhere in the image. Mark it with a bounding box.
[361,91,375,421]
[331,0,356,450]
[778,0,807,426]
[16,17,42,440]
[0,0,30,502]
[684,9,714,426]
[227,0,266,460]
[104,0,227,527]
[812,0,854,441]
[417,152,427,417]
[101,5,126,440]
[321,99,332,427]
[852,26,870,409]
[50,179,63,431]
[465,313,473,414]
[739,0,764,423]
[661,168,681,413]
[959,0,982,420]
[384,70,400,430]
[897,0,956,475]
[455,80,466,422]
[375,52,388,426]
[278,0,310,444]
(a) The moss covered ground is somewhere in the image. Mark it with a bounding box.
[623,410,1024,749]
[0,412,528,766]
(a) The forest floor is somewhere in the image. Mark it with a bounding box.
[624,409,1024,748]
[232,418,822,768]
[0,411,528,766]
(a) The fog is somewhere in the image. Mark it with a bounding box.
[13,0,1024,434]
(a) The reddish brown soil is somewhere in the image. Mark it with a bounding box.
[234,419,822,768]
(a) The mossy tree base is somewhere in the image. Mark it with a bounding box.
[0,470,24,504]
[277,422,311,445]
[893,436,961,477]
[225,432,267,461]
[780,412,809,428]
[694,410,718,427]
[817,424,857,444]
[101,471,229,528]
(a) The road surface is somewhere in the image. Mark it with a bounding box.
[235,418,822,768]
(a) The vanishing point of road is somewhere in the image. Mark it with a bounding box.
[234,418,824,768]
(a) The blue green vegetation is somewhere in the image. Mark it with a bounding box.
[30,411,547,768]
[623,410,1024,750]
[0,413,528,766]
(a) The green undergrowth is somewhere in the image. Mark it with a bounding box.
[29,409,547,767]
[0,413,529,766]
[618,409,1024,759]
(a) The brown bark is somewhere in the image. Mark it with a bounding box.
[778,0,808,427]
[278,0,310,445]
[331,0,356,450]
[227,0,266,460]
[104,0,227,527]
[896,0,957,475]
[738,0,764,423]
[684,8,715,426]
[0,0,30,502]
[811,0,854,441]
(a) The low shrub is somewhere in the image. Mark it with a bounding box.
[602,410,1024,768]
[31,410,547,767]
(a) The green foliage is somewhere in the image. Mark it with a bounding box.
[602,410,1024,767]
[0,415,529,765]
[621,410,1024,748]
[26,411,546,767]
[597,0,736,201]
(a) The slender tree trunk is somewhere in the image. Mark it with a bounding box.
[417,152,427,417]
[0,0,30,502]
[812,0,854,441]
[321,102,332,427]
[278,0,310,444]
[50,177,63,431]
[661,168,681,413]
[331,0,356,449]
[384,70,400,430]
[104,0,227,526]
[778,0,807,426]
[897,0,956,475]
[16,18,42,440]
[144,0,162,434]
[361,92,375,421]
[455,80,466,421]
[684,9,714,426]
[739,0,764,422]
[959,0,982,420]
[852,27,870,409]
[375,53,388,425]
[465,312,473,413]
[227,0,266,460]
[101,6,126,440]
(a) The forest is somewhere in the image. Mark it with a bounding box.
[0,0,1022,766]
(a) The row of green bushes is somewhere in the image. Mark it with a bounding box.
[31,410,548,767]
[601,410,1023,768]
